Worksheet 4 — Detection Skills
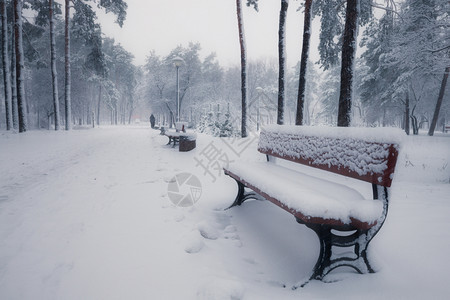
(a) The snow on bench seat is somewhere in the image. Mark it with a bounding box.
[225,161,383,227]
[164,131,197,139]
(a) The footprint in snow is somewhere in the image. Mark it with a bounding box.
[267,280,286,288]
[184,233,205,254]
[243,257,256,265]
[142,179,158,184]
[173,213,185,222]
[223,225,240,241]
[197,221,220,240]
[224,225,237,233]
[197,277,245,300]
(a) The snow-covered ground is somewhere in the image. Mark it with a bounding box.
[0,125,449,299]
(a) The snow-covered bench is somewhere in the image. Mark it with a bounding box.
[444,124,450,133]
[224,125,401,286]
[165,131,182,147]
[164,122,187,147]
[164,130,197,152]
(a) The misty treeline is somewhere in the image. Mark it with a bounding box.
[240,0,449,135]
[144,42,318,135]
[0,0,133,132]
[147,0,448,136]
[1,0,448,136]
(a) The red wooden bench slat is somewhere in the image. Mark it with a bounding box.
[258,131,399,187]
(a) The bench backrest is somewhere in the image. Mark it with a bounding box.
[175,122,188,132]
[258,125,401,187]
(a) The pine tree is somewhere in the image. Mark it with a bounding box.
[429,67,449,136]
[14,0,27,132]
[360,10,397,110]
[49,0,61,130]
[220,110,234,137]
[1,0,12,130]
[312,0,373,126]
[295,0,312,125]
[64,0,71,130]
[391,0,449,134]
[312,0,344,70]
[237,0,247,137]
[337,0,359,127]
[246,0,289,125]
[66,0,127,128]
[360,0,449,132]
[277,0,288,125]
[10,23,18,129]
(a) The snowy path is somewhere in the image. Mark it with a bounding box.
[0,128,198,299]
[1,126,450,299]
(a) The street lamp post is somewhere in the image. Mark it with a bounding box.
[172,56,184,123]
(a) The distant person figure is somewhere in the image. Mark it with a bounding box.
[150,114,155,128]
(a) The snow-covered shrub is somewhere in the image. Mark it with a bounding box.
[197,107,236,137]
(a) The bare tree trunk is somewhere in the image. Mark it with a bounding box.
[337,0,359,127]
[405,92,410,135]
[410,100,419,135]
[64,0,72,130]
[236,0,247,137]
[114,105,118,125]
[1,0,12,130]
[428,66,449,136]
[164,102,174,128]
[277,0,288,125]
[295,0,312,126]
[10,26,18,129]
[97,85,101,125]
[128,105,133,124]
[49,0,60,130]
[411,115,418,135]
[14,0,27,132]
[47,112,52,130]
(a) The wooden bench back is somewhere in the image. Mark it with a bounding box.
[175,122,188,132]
[258,126,401,187]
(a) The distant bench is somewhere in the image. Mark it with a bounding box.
[224,125,401,287]
[162,122,196,152]
[444,124,450,133]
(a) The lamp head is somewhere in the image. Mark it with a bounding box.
[173,56,184,67]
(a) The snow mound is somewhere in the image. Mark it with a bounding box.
[197,221,220,240]
[197,277,245,300]
[184,232,205,254]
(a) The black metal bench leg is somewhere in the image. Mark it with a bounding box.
[292,223,332,289]
[295,225,375,288]
[308,224,333,281]
[226,179,265,209]
[293,185,390,287]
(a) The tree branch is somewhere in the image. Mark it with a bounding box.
[370,3,402,18]
[430,44,450,54]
